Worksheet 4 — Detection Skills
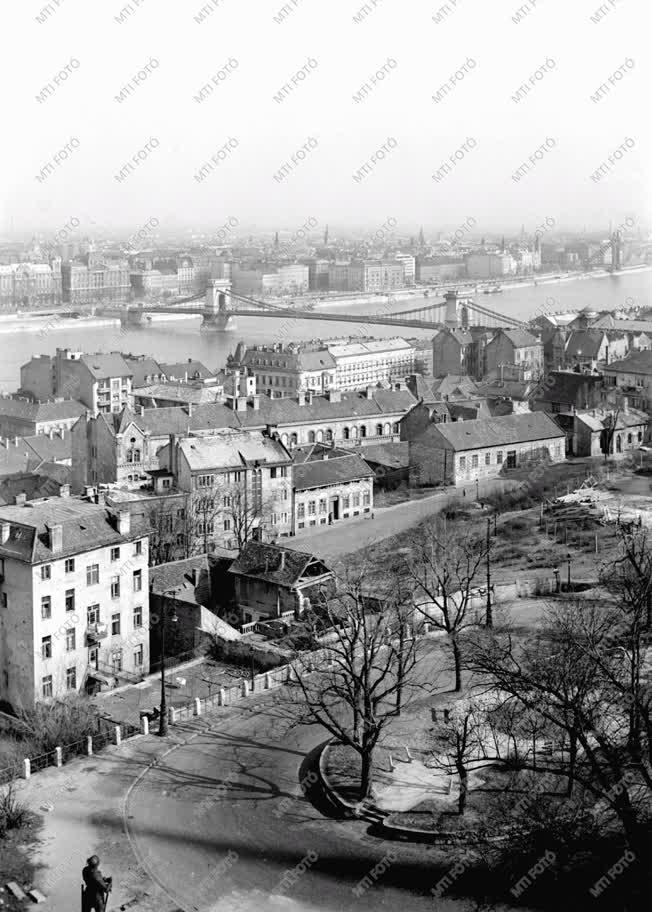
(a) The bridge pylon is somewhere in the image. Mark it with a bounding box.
[203,280,236,331]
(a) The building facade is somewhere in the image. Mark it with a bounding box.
[0,495,150,710]
[484,329,544,381]
[292,444,374,531]
[61,256,130,304]
[0,261,63,310]
[21,349,133,414]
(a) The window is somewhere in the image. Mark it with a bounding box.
[353,494,360,508]
[135,539,143,556]
[111,613,121,636]
[223,495,232,508]
[343,495,350,510]
[42,675,53,698]
[638,431,643,442]
[65,558,75,573]
[112,654,123,673]
[627,433,632,445]
[66,628,76,651]
[65,589,75,612]
[297,503,305,519]
[41,564,51,581]
[363,491,371,506]
[506,450,517,468]
[232,470,243,483]
[359,425,367,438]
[485,452,491,465]
[459,456,466,470]
[197,474,214,487]
[41,596,51,619]
[133,606,142,628]
[87,604,100,625]
[108,576,119,599]
[66,666,77,690]
[86,564,99,586]
[41,636,52,660]
[270,467,277,479]
[223,518,231,531]
[376,424,383,436]
[319,498,327,514]
[308,431,316,443]
[110,546,120,562]
[308,500,316,516]
[325,429,333,442]
[496,451,503,465]
[134,645,144,667]
[133,570,142,592]
[471,454,479,468]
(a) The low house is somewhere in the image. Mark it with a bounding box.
[603,349,652,412]
[406,411,565,487]
[228,541,335,625]
[556,406,648,459]
[292,443,374,531]
[484,328,544,380]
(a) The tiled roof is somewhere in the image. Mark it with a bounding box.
[531,370,603,405]
[0,445,41,479]
[228,541,330,587]
[21,434,72,464]
[604,349,652,374]
[0,497,150,564]
[328,337,412,358]
[298,349,336,370]
[0,472,66,506]
[575,407,648,432]
[178,430,291,471]
[429,375,480,400]
[149,555,214,606]
[293,452,373,491]
[564,330,606,360]
[0,398,86,421]
[81,353,132,380]
[134,384,224,405]
[431,411,564,452]
[498,328,541,349]
[475,378,534,400]
[123,357,165,386]
[160,360,213,380]
[354,441,409,469]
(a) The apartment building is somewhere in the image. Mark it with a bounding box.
[603,349,652,412]
[20,349,133,414]
[0,494,150,710]
[484,329,544,381]
[237,347,337,398]
[0,397,85,439]
[292,443,374,531]
[328,338,415,389]
[61,256,130,304]
[157,429,294,551]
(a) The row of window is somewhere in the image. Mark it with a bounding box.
[41,605,144,659]
[457,444,562,471]
[297,492,370,518]
[39,571,142,619]
[39,542,143,581]
[41,644,144,697]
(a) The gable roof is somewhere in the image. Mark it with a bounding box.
[81,353,132,380]
[496,328,540,349]
[564,330,607,360]
[178,430,291,471]
[123,357,165,386]
[353,441,409,469]
[530,370,603,405]
[293,451,373,491]
[21,433,72,464]
[160,360,213,380]
[134,384,224,405]
[228,541,331,587]
[429,411,564,452]
[0,398,86,422]
[604,349,652,375]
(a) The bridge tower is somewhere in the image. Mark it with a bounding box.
[203,280,235,331]
[443,290,473,328]
[611,230,623,271]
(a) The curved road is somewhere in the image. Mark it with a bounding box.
[125,689,479,912]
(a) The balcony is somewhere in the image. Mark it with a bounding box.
[86,622,108,645]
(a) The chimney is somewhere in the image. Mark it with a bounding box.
[236,396,247,411]
[60,427,65,439]
[14,493,27,506]
[252,395,260,410]
[328,388,341,403]
[138,405,145,416]
[47,522,63,553]
[623,396,629,414]
[365,386,374,399]
[168,434,177,476]
[116,510,131,536]
[297,391,306,406]
[84,485,95,500]
[0,522,10,544]
[14,437,19,446]
[187,402,193,417]
[306,390,313,405]
[59,483,71,498]
[192,567,200,585]
[49,428,54,439]
[279,550,286,571]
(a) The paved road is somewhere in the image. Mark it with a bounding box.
[292,480,517,562]
[125,689,492,912]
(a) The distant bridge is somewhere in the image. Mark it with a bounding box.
[114,286,525,332]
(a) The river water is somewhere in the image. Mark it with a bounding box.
[0,269,650,392]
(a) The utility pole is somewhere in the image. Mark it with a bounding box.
[486,517,492,627]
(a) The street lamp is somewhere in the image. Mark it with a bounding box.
[566,552,572,592]
[553,567,560,593]
[158,588,178,737]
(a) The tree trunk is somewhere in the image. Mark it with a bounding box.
[451,637,462,692]
[457,765,468,815]
[567,733,577,798]
[360,750,374,801]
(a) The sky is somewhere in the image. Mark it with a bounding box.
[1,0,649,238]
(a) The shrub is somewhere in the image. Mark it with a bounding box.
[0,781,28,838]
[18,695,102,754]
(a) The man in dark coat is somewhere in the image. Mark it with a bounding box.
[82,855,112,912]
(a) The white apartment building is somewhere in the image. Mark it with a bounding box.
[0,494,150,711]
[327,338,416,390]
[394,254,416,285]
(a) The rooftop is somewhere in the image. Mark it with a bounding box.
[0,398,86,422]
[604,349,652,375]
[177,430,290,471]
[80,352,132,380]
[228,541,331,587]
[431,411,564,452]
[293,448,373,491]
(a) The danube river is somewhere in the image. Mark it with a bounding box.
[0,269,650,392]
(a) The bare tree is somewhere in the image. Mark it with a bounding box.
[429,699,486,815]
[466,599,651,857]
[288,572,422,801]
[215,477,279,551]
[400,518,488,691]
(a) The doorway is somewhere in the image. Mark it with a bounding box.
[330,497,339,521]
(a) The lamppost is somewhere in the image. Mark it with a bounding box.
[553,567,560,593]
[158,588,178,737]
[566,552,572,592]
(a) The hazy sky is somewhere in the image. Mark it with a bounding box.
[2,0,649,237]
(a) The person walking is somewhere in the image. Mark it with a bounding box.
[82,856,112,912]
